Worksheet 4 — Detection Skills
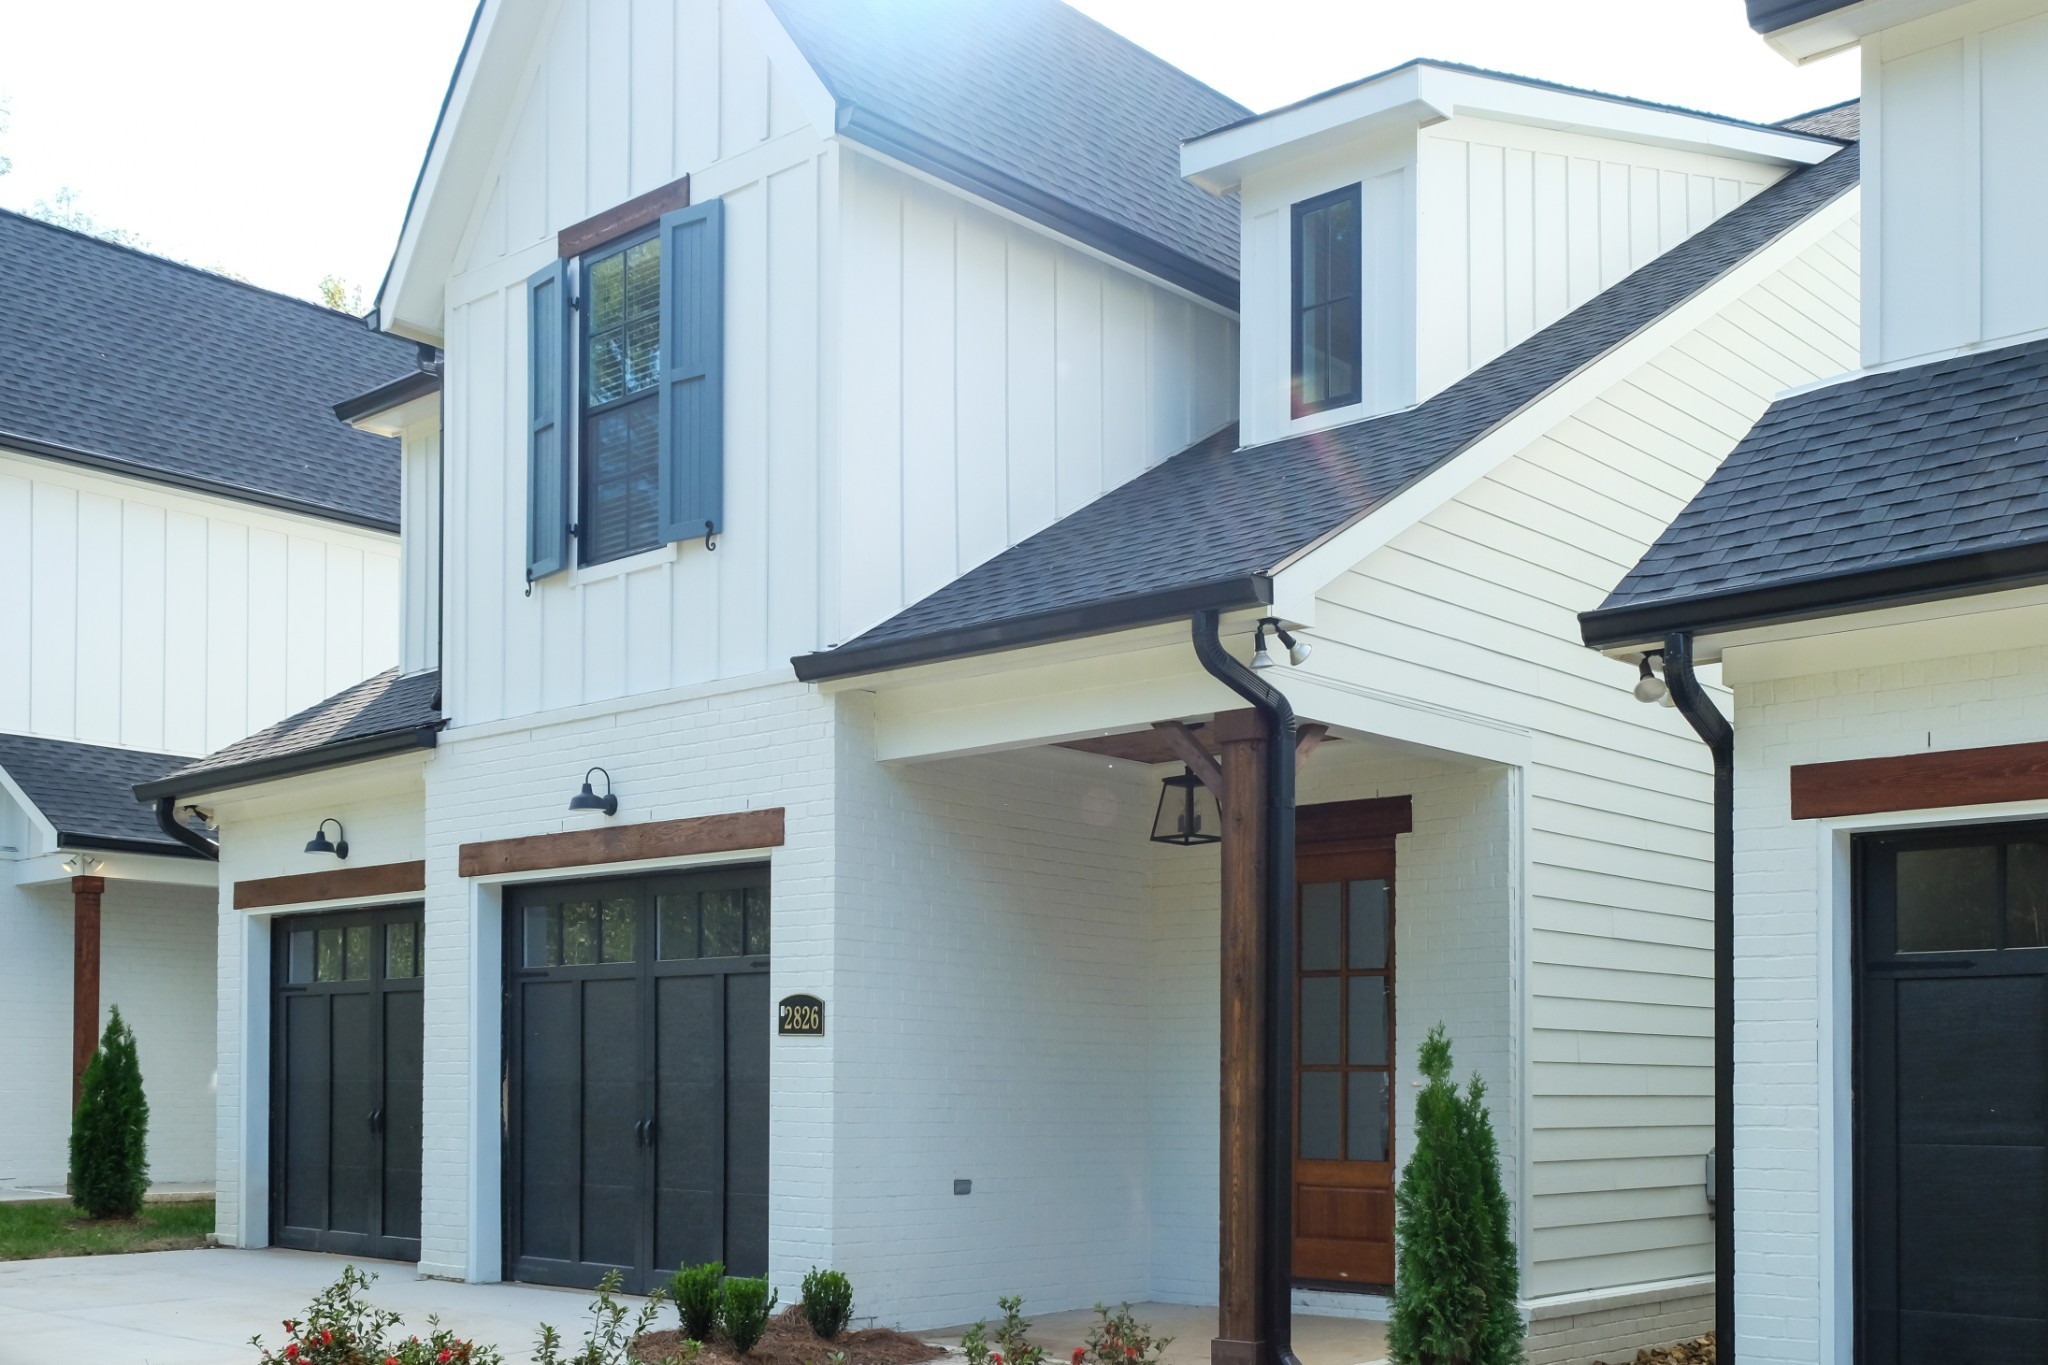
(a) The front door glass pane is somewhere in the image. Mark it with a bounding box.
[2010,841,2048,949]
[1897,845,1999,952]
[1300,1072,1341,1160]
[1347,1072,1389,1161]
[658,894,700,960]
[1349,880,1389,969]
[1301,977,1342,1066]
[1348,976,1388,1066]
[1302,883,1341,970]
[702,890,745,958]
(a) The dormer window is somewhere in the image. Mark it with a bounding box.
[1290,184,1362,418]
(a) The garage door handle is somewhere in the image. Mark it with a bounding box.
[633,1118,648,1146]
[643,1117,657,1146]
[368,1108,384,1134]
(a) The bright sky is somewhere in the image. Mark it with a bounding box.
[0,0,1858,306]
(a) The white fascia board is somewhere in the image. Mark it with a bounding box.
[1182,66,1441,194]
[1181,61,1834,195]
[1765,0,1965,62]
[345,391,440,439]
[13,849,219,889]
[1267,185,1861,624]
[377,0,547,346]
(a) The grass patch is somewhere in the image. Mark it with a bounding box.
[0,1198,214,1260]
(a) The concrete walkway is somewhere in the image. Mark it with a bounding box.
[0,1247,1391,1365]
[0,1247,611,1363]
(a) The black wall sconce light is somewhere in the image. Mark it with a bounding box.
[304,818,349,860]
[568,767,619,816]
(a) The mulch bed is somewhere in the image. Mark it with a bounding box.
[1598,1335,1713,1365]
[635,1305,950,1365]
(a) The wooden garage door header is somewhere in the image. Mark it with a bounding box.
[458,807,785,878]
[1791,741,2048,820]
[235,860,427,911]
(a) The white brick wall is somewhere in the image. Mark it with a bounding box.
[1525,1279,1714,1365]
[1724,634,2048,1364]
[0,877,215,1190]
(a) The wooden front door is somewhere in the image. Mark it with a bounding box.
[1292,833,1397,1287]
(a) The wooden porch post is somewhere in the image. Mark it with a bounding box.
[1215,722,1270,1365]
[71,874,105,1111]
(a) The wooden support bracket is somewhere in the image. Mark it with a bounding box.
[1295,723,1329,770]
[1152,721,1227,796]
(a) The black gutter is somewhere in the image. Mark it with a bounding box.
[334,366,443,425]
[1579,540,2048,650]
[1189,608,1300,1365]
[0,428,401,536]
[148,803,219,861]
[836,105,1240,312]
[57,828,208,860]
[134,724,441,804]
[792,574,1273,682]
[1662,632,1734,1364]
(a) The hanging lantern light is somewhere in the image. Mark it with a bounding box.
[1150,766,1222,846]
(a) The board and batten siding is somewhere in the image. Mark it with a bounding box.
[1309,215,1859,1297]
[438,0,1240,726]
[0,449,400,757]
[833,151,1239,651]
[1868,0,2048,365]
[400,418,442,675]
[1236,117,1788,446]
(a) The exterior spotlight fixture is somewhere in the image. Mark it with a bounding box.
[304,819,349,860]
[1249,617,1311,671]
[1633,653,1670,704]
[1150,766,1223,847]
[568,766,619,816]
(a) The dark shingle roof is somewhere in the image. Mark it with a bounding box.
[136,668,444,800]
[0,210,423,530]
[1749,0,1857,33]
[0,733,195,854]
[1583,335,2048,645]
[794,145,1861,681]
[766,0,1248,307]
[1778,99,1860,141]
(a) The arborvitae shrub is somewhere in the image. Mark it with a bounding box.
[1387,1023,1524,1365]
[69,1005,150,1220]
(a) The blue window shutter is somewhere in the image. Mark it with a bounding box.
[657,199,725,544]
[526,258,573,580]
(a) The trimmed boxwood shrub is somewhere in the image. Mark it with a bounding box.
[800,1267,854,1339]
[720,1275,778,1354]
[669,1261,725,1341]
[70,1006,149,1220]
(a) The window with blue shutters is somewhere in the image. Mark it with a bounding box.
[524,195,724,581]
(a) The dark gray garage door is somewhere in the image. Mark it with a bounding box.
[506,867,769,1293]
[1858,825,2048,1361]
[270,905,425,1261]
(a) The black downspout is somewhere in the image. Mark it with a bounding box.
[1662,631,1734,1363]
[1190,608,1301,1365]
[153,796,219,861]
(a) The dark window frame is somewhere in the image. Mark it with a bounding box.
[576,223,664,568]
[1290,183,1364,419]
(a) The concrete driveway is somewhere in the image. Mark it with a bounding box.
[0,1247,620,1364]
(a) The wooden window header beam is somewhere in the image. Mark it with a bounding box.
[1791,740,2048,820]
[458,807,785,878]
[558,175,691,259]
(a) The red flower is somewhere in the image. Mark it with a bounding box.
[322,1330,334,1345]
[439,1351,453,1364]
[1073,1350,1086,1363]
[386,1358,400,1365]
[284,1346,298,1360]
[1125,1349,1138,1359]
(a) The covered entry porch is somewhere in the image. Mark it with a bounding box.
[823,615,1523,1345]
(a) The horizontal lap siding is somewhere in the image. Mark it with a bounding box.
[1316,219,1861,1300]
[0,451,399,755]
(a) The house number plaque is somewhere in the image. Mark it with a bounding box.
[778,994,825,1036]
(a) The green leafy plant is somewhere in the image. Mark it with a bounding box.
[248,1264,503,1365]
[535,1269,673,1365]
[965,1296,1045,1365]
[719,1275,778,1355]
[669,1260,725,1340]
[800,1267,855,1340]
[1074,1303,1167,1365]
[70,1005,149,1219]
[1387,1024,1524,1365]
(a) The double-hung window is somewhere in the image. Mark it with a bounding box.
[526,196,725,582]
[1291,184,1362,417]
